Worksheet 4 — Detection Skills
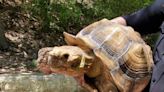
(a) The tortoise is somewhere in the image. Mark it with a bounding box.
[37,19,154,92]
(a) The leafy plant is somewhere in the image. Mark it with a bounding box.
[24,0,153,33]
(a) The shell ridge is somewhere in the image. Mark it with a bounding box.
[98,27,120,48]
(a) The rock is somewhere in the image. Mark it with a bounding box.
[0,73,87,92]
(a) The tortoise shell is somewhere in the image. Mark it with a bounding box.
[63,19,154,92]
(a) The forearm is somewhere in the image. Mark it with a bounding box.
[123,0,164,34]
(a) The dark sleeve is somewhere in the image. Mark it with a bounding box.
[123,0,164,35]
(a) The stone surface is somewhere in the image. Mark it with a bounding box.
[0,73,87,92]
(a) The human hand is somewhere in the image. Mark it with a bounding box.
[110,17,127,26]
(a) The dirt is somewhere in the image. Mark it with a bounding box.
[0,0,68,74]
[0,29,66,74]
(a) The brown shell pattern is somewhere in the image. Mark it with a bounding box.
[64,18,154,92]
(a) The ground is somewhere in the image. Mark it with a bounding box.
[0,1,79,74]
[0,29,66,74]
